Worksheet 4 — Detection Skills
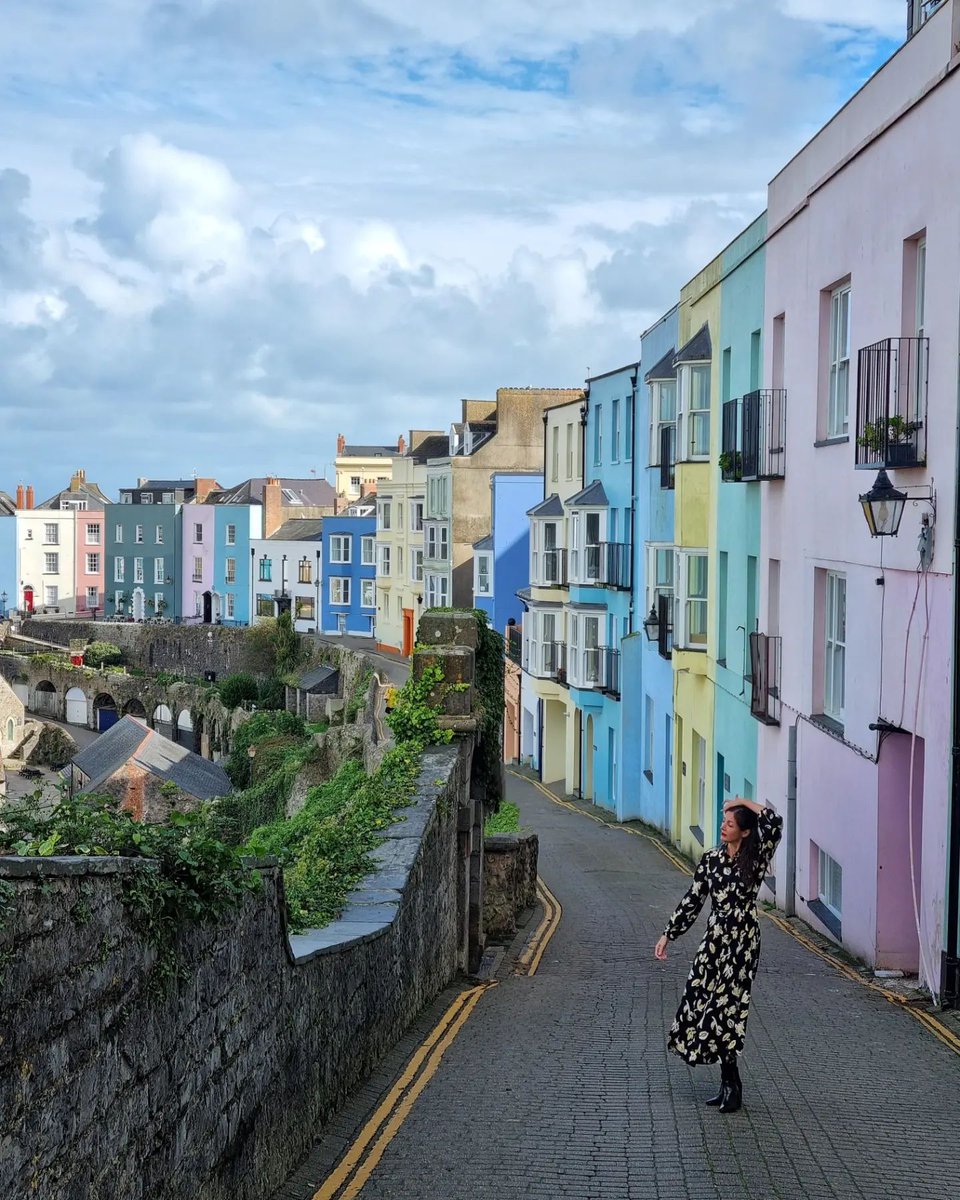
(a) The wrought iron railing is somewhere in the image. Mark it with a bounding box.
[506,625,523,665]
[541,547,568,587]
[583,542,632,590]
[741,389,787,481]
[599,648,620,697]
[721,398,740,481]
[749,632,781,726]
[659,425,676,490]
[855,337,928,470]
[657,592,673,660]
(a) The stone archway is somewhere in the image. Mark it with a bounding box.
[123,698,147,721]
[65,686,88,727]
[176,710,198,752]
[93,693,119,732]
[34,680,58,718]
[153,703,174,741]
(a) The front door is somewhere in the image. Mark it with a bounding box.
[23,587,34,615]
[402,609,414,657]
[202,590,213,624]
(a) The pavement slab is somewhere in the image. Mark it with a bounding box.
[269,770,960,1200]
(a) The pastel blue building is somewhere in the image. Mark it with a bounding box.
[212,505,262,626]
[472,472,542,633]
[321,513,377,636]
[622,307,679,832]
[566,363,637,817]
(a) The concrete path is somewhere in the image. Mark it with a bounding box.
[271,771,960,1200]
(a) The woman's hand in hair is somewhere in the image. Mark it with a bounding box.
[654,935,668,961]
[724,796,764,815]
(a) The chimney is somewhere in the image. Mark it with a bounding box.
[263,476,282,538]
[69,468,85,492]
[397,434,406,455]
[194,477,218,503]
[337,433,346,456]
[16,484,25,509]
[137,477,148,487]
[26,485,34,510]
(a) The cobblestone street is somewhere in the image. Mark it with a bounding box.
[274,771,960,1200]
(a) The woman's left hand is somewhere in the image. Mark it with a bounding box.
[724,795,763,815]
[654,935,668,961]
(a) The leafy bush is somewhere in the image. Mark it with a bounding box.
[32,725,76,769]
[0,795,258,989]
[219,672,259,710]
[83,640,124,669]
[484,802,521,836]
[257,676,287,711]
[224,710,306,786]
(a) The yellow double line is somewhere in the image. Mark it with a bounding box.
[312,983,496,1199]
[515,876,563,976]
[512,769,960,1059]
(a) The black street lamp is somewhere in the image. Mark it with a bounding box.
[643,605,660,642]
[859,469,908,538]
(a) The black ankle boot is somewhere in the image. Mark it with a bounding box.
[719,1063,742,1114]
[706,1063,730,1107]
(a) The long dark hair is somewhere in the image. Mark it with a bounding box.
[729,805,762,885]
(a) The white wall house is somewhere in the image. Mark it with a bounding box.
[250,519,324,633]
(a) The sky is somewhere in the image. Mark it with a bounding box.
[0,0,904,503]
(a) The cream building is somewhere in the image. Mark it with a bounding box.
[335,434,405,503]
[374,431,446,656]
[518,397,585,789]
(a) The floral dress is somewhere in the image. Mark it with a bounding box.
[663,808,783,1065]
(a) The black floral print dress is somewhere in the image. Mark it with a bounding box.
[663,808,783,1065]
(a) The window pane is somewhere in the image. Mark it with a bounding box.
[689,365,710,410]
[659,381,677,421]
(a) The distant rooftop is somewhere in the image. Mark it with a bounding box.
[268,518,324,542]
[208,477,336,508]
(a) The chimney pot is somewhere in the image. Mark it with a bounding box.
[16,484,25,509]
[397,434,406,455]
[26,485,35,510]
[337,433,346,456]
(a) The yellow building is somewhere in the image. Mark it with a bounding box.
[373,430,446,657]
[520,397,585,792]
[334,434,404,502]
[671,255,722,860]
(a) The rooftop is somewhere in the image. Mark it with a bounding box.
[268,519,324,542]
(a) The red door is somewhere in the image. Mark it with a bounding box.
[402,609,414,658]
[23,587,34,615]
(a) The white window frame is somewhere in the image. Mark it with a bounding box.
[475,552,493,597]
[294,594,315,622]
[674,549,708,650]
[192,556,202,583]
[140,493,153,504]
[226,524,236,546]
[916,238,926,339]
[565,423,574,479]
[44,552,59,574]
[361,579,376,609]
[361,536,376,566]
[677,363,710,462]
[44,584,58,607]
[86,523,101,546]
[424,572,449,609]
[135,525,144,544]
[593,403,603,464]
[225,592,236,619]
[115,523,123,544]
[154,558,165,585]
[86,585,99,609]
[611,398,621,462]
[818,847,843,920]
[134,557,144,584]
[330,535,352,564]
[161,492,174,503]
[194,523,203,543]
[649,379,677,466]
[330,577,351,605]
[154,590,164,614]
[644,543,675,616]
[824,570,846,722]
[43,523,58,545]
[378,544,392,576]
[410,501,424,532]
[693,731,706,829]
[551,424,560,482]
[412,548,424,582]
[86,553,100,575]
[225,557,236,585]
[114,559,125,583]
[828,284,851,438]
[378,502,392,531]
[155,525,164,544]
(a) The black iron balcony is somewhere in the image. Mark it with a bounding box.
[855,338,928,470]
[749,632,781,726]
[583,542,632,590]
[541,547,568,587]
[741,389,786,481]
[657,592,673,660]
[544,640,567,684]
[659,425,676,490]
[599,648,620,697]
[506,624,523,665]
[720,398,741,481]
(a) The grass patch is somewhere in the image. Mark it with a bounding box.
[484,802,521,836]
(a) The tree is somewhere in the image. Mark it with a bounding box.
[274,610,301,678]
[219,673,259,710]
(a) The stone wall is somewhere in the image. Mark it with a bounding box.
[482,832,539,940]
[0,743,467,1200]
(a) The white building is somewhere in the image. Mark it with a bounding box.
[250,519,324,633]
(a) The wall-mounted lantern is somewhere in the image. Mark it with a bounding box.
[859,469,908,538]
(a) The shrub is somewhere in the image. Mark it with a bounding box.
[257,676,287,711]
[219,672,259,710]
[83,640,124,669]
[32,725,76,769]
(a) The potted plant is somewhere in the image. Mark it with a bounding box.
[857,415,921,466]
[718,450,743,481]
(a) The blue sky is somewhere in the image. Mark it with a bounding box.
[0,0,903,502]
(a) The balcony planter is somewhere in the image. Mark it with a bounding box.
[857,416,921,466]
[718,450,742,482]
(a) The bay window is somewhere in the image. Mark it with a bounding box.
[673,550,708,649]
[678,364,711,461]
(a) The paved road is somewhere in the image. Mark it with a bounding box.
[308,634,410,687]
[273,771,960,1200]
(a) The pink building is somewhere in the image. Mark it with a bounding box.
[75,510,106,617]
[758,1,960,997]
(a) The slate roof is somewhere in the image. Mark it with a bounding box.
[408,435,450,462]
[673,323,712,366]
[527,494,565,518]
[341,445,395,457]
[644,347,678,383]
[268,519,324,542]
[0,491,15,516]
[295,665,340,693]
[38,479,113,508]
[208,478,336,507]
[566,480,609,508]
[139,479,197,490]
[73,716,231,801]
[472,534,494,552]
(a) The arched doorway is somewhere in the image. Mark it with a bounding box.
[176,709,198,751]
[34,680,58,718]
[132,588,146,621]
[153,703,174,740]
[94,693,119,732]
[65,687,88,726]
[583,714,595,802]
[123,698,147,721]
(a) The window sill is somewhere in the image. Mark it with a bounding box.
[808,898,841,940]
[689,825,705,846]
[810,712,844,738]
[813,436,849,448]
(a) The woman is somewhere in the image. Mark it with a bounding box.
[654,797,783,1114]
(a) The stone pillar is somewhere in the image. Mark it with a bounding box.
[413,610,486,972]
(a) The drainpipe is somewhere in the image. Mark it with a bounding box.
[785,720,798,917]
[629,367,638,632]
[542,411,549,499]
[943,296,960,1007]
